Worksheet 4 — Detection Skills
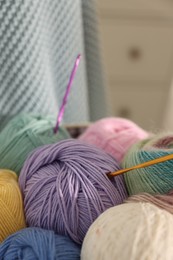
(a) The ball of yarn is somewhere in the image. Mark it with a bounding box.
[0,114,70,175]
[81,202,173,260]
[0,227,81,260]
[127,190,173,214]
[78,117,148,162]
[19,139,127,244]
[122,133,173,195]
[0,170,26,242]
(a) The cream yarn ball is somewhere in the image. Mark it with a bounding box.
[81,202,173,260]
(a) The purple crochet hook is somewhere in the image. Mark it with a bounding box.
[54,54,81,134]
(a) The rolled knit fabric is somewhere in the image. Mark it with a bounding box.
[0,0,108,129]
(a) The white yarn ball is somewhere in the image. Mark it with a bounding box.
[81,203,173,260]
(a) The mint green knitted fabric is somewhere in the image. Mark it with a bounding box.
[0,114,70,175]
[0,0,109,129]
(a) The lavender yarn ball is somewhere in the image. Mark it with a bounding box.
[19,139,127,244]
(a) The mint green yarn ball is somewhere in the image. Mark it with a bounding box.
[122,133,173,195]
[0,114,70,175]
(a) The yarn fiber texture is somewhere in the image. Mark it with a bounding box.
[0,170,26,242]
[79,117,148,162]
[81,202,173,260]
[0,228,81,260]
[127,190,173,215]
[19,139,127,244]
[0,114,70,175]
[122,133,173,195]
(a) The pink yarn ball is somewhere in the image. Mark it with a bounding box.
[78,117,149,162]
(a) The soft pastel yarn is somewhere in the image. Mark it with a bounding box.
[122,133,173,195]
[79,117,148,162]
[0,227,81,260]
[19,139,127,244]
[0,170,26,242]
[0,114,70,175]
[127,190,173,214]
[81,202,173,260]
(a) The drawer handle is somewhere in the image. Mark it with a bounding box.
[118,107,131,118]
[128,47,141,61]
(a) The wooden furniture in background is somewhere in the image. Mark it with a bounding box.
[97,0,173,131]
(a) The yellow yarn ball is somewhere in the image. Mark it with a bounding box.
[82,203,173,260]
[0,170,26,242]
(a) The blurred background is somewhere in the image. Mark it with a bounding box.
[96,0,173,131]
